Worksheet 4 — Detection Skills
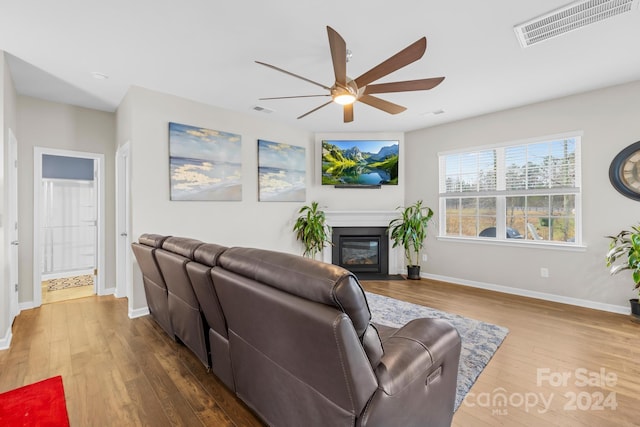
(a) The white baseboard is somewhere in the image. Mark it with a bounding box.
[129,306,149,319]
[0,327,12,350]
[19,301,35,311]
[42,269,94,281]
[422,272,630,315]
[100,287,116,296]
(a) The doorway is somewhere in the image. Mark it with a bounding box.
[33,148,105,306]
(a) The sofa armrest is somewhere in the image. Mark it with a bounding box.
[375,318,460,395]
[358,318,461,427]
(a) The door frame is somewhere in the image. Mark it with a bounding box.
[33,147,106,307]
[115,142,131,303]
[8,129,19,322]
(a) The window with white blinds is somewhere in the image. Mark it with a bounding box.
[439,134,581,245]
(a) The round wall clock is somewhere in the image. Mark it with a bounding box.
[609,140,640,201]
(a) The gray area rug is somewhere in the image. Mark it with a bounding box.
[365,291,509,410]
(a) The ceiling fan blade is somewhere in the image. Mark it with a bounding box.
[297,100,333,119]
[343,104,353,123]
[327,26,347,86]
[259,94,330,100]
[255,61,331,91]
[358,95,406,115]
[354,37,427,88]
[364,77,445,94]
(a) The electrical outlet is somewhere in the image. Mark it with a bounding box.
[540,267,549,278]
[422,254,428,262]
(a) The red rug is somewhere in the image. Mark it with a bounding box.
[0,376,70,426]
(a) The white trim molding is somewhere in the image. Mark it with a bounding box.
[422,272,629,315]
[128,306,150,319]
[0,327,12,350]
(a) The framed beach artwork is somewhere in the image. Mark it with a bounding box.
[258,139,306,202]
[169,122,242,201]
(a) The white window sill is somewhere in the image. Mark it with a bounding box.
[436,236,587,252]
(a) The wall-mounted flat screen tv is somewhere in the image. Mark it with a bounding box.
[321,139,399,186]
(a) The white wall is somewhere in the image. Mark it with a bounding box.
[16,96,115,303]
[11,78,639,318]
[9,75,637,319]
[122,86,406,310]
[406,80,640,309]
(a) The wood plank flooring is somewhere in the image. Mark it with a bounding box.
[41,281,95,304]
[1,278,638,426]
[364,279,640,427]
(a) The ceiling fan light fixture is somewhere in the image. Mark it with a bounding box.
[333,93,356,105]
[331,85,357,105]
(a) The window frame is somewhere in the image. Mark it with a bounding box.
[437,132,584,249]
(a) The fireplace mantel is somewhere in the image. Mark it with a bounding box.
[322,210,402,274]
[323,210,400,228]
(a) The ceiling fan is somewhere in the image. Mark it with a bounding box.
[256,26,444,123]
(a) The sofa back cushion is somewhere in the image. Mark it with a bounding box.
[133,234,170,288]
[138,233,169,248]
[187,243,229,337]
[157,237,203,307]
[155,237,210,366]
[193,243,227,267]
[212,266,378,426]
[131,234,173,337]
[161,236,203,259]
[217,247,371,336]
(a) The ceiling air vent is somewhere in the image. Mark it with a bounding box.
[252,105,274,114]
[514,0,638,48]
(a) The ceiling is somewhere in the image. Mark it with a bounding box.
[1,1,639,133]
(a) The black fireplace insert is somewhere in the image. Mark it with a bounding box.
[332,227,388,274]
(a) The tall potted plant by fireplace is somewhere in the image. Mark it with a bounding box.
[605,223,640,319]
[388,200,434,280]
[293,201,332,260]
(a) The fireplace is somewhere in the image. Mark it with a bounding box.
[332,227,388,274]
[322,210,401,275]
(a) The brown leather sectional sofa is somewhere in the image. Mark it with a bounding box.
[132,234,461,427]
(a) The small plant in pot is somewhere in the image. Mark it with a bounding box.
[605,224,640,319]
[293,201,332,259]
[388,200,434,280]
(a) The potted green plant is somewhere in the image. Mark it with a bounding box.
[605,224,640,319]
[293,201,332,259]
[388,200,434,280]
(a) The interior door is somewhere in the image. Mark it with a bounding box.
[8,129,19,321]
[41,166,96,279]
[116,142,131,300]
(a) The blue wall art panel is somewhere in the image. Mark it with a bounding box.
[169,122,242,201]
[258,139,306,202]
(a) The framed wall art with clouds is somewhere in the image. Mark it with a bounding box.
[258,139,306,202]
[169,122,242,201]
